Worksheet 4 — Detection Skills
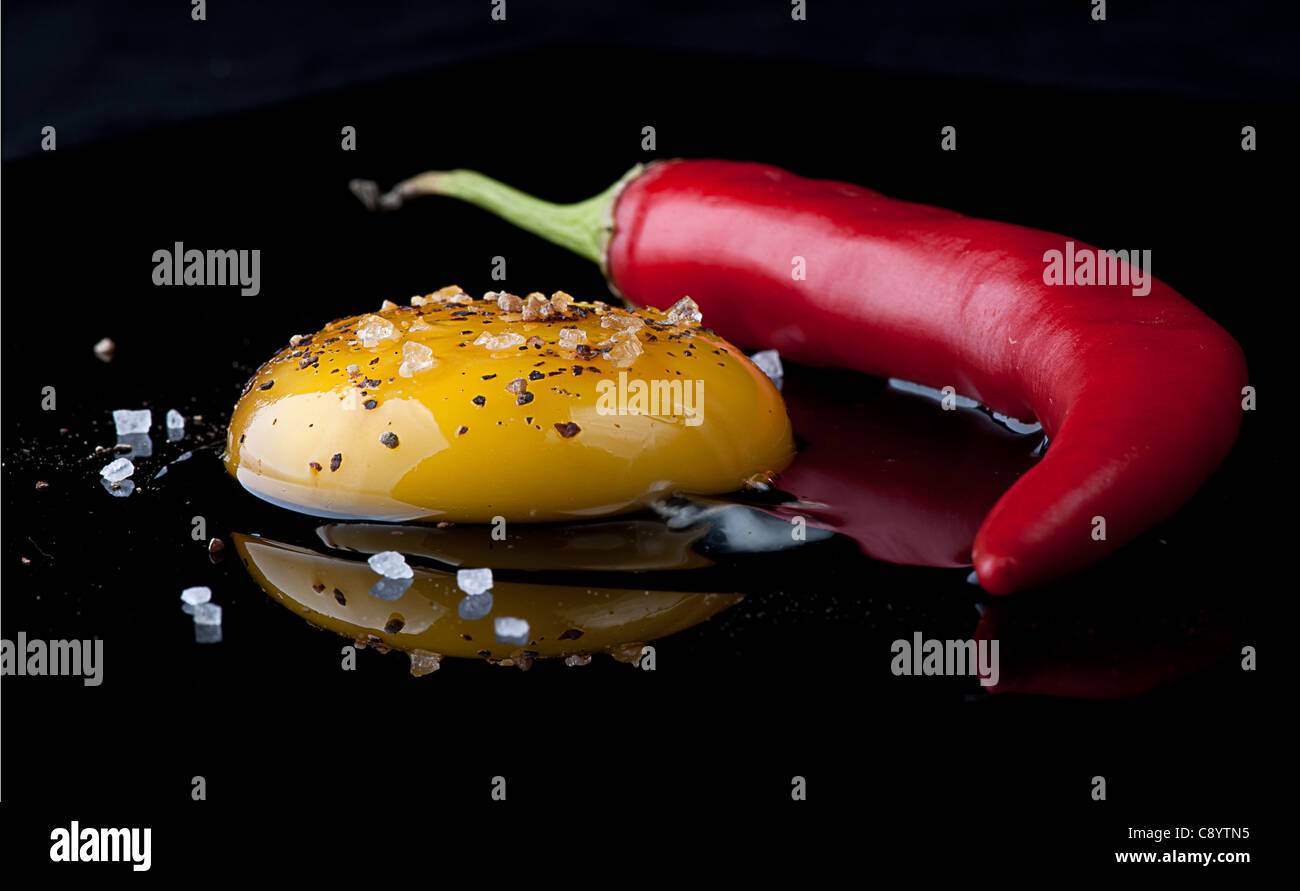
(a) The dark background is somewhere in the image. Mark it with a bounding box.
[2,0,1291,874]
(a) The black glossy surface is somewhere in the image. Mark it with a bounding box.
[2,44,1280,870]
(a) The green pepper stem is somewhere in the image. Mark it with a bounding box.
[350,166,644,268]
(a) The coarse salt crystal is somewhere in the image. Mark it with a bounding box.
[601,311,645,333]
[357,315,397,347]
[605,330,643,368]
[398,341,435,377]
[100,457,135,482]
[749,349,784,386]
[368,550,413,579]
[474,330,526,350]
[666,296,703,325]
[181,586,212,606]
[166,409,186,430]
[113,409,152,435]
[522,293,549,321]
[496,292,523,312]
[558,327,587,349]
[457,567,493,595]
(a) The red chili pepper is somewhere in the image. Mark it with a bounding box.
[353,160,1248,594]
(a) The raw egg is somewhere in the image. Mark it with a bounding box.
[224,287,794,521]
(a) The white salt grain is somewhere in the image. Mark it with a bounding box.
[112,409,152,435]
[181,586,212,606]
[100,457,135,482]
[457,567,493,596]
[749,350,784,388]
[368,550,413,579]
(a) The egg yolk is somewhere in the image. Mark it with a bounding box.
[224,287,794,522]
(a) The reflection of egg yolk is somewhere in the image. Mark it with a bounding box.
[224,288,794,521]
[232,533,743,668]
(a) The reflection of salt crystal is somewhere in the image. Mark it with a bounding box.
[357,314,396,347]
[117,432,153,457]
[409,650,442,676]
[457,567,493,595]
[370,576,413,601]
[100,457,135,482]
[666,296,702,325]
[457,593,493,620]
[564,654,592,667]
[113,409,152,435]
[100,478,134,497]
[166,409,185,430]
[194,602,222,624]
[494,616,530,646]
[181,586,211,607]
[194,603,223,643]
[367,550,413,579]
[398,341,435,377]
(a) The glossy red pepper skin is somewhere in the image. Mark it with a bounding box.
[606,160,1247,594]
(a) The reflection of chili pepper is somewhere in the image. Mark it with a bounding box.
[354,160,1248,594]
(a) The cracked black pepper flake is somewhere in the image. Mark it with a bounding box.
[472,395,486,406]
[239,434,246,443]
[258,380,275,390]
[528,370,544,381]
[456,425,469,436]
[384,616,405,634]
[525,417,533,424]
[369,357,379,365]
[309,461,323,471]
[554,422,581,438]
[572,366,584,375]
[364,378,381,387]
[330,453,342,472]
[558,628,584,640]
[312,583,326,593]
[516,391,535,406]
[481,373,497,380]
[334,588,346,605]
[379,432,400,449]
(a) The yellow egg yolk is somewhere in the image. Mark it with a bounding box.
[224,287,794,522]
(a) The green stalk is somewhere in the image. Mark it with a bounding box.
[351,165,644,271]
